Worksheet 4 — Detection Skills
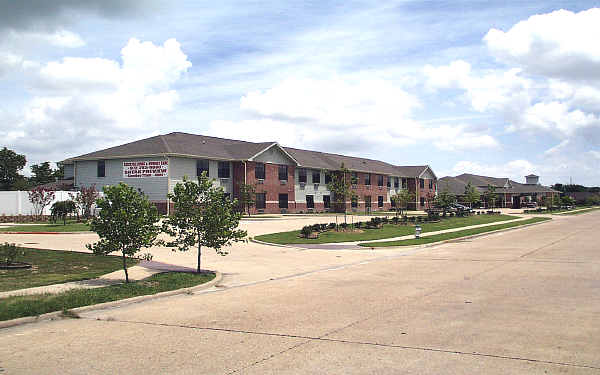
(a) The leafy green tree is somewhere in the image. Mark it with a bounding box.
[0,147,26,190]
[50,200,77,225]
[390,189,414,217]
[238,183,256,216]
[561,195,575,207]
[326,163,357,225]
[162,174,247,273]
[552,194,562,208]
[87,183,160,282]
[464,182,480,208]
[53,163,65,180]
[30,162,55,185]
[435,187,456,217]
[483,184,497,210]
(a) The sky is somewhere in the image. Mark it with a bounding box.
[1,0,599,185]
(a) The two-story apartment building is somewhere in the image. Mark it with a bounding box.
[62,132,437,214]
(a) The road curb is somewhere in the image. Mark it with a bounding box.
[249,237,306,250]
[0,271,222,330]
[360,219,552,250]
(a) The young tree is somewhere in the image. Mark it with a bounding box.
[70,185,100,218]
[162,175,247,273]
[326,163,357,225]
[483,185,497,210]
[464,182,480,208]
[390,188,414,217]
[0,147,26,190]
[238,183,256,216]
[28,187,55,217]
[86,183,160,283]
[50,200,77,225]
[435,187,456,217]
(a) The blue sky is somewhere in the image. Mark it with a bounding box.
[1,0,599,185]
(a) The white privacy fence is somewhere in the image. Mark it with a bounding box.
[0,191,85,216]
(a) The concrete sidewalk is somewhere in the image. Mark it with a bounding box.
[0,264,164,299]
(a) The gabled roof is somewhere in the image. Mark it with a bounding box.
[439,174,558,195]
[283,147,426,176]
[453,173,509,188]
[63,132,434,178]
[64,132,276,162]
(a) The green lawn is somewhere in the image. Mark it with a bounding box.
[0,271,215,321]
[0,248,138,292]
[556,207,600,215]
[359,217,551,247]
[0,222,91,232]
[254,214,519,244]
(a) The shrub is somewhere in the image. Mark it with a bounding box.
[300,226,312,238]
[391,216,399,224]
[339,223,348,229]
[311,224,321,232]
[355,221,362,228]
[328,222,336,230]
[408,216,415,223]
[0,243,24,266]
[319,224,328,231]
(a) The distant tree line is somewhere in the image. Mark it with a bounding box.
[551,184,600,193]
[0,147,63,190]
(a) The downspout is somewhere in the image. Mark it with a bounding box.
[166,156,171,216]
[415,177,419,210]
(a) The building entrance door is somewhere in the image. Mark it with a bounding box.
[513,196,520,208]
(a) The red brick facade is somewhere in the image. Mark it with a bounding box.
[235,161,296,214]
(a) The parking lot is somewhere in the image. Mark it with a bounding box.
[1,211,599,374]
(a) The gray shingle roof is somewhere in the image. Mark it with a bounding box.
[439,174,557,195]
[64,132,432,178]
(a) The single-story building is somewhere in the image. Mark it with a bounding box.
[438,173,558,208]
[62,132,437,214]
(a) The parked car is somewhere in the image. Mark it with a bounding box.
[451,203,473,212]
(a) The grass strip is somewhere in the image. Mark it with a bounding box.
[554,207,600,216]
[0,222,91,232]
[358,217,551,248]
[0,271,215,321]
[254,214,518,245]
[0,249,138,292]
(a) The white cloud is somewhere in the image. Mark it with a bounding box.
[208,77,499,156]
[2,38,191,163]
[0,52,23,75]
[485,8,600,81]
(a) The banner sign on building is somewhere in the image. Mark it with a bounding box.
[123,160,168,178]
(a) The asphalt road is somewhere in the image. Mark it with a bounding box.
[1,212,599,374]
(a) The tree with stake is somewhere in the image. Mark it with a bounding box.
[390,188,414,217]
[326,163,356,226]
[238,183,256,216]
[464,182,480,208]
[483,184,497,210]
[162,174,247,273]
[86,183,160,283]
[435,186,456,217]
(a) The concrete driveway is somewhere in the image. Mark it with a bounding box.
[1,212,599,374]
